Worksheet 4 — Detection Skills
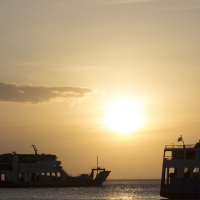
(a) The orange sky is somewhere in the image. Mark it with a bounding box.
[0,0,200,179]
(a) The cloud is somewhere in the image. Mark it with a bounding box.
[0,83,97,105]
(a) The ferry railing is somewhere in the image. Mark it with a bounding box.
[165,144,195,149]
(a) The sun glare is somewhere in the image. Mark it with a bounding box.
[103,97,145,134]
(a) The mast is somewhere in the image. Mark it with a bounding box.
[181,135,185,148]
[31,144,38,155]
[97,156,98,175]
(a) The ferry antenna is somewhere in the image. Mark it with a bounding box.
[31,144,38,155]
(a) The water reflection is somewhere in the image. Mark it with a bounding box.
[0,179,162,200]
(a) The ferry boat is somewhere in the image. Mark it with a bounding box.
[160,136,200,199]
[0,145,110,187]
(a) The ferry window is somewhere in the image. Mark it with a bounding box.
[41,172,45,176]
[173,151,184,159]
[169,168,176,184]
[164,168,176,185]
[19,173,24,181]
[186,150,196,159]
[0,174,5,181]
[165,151,172,160]
[193,168,199,178]
[57,172,61,177]
[169,168,176,174]
[184,167,190,177]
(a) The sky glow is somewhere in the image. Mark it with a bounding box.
[103,97,145,134]
[0,0,200,179]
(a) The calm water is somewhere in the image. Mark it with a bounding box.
[0,179,166,200]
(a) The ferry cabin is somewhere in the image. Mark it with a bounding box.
[160,142,200,199]
[0,153,66,184]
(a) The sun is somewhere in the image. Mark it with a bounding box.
[103,97,145,134]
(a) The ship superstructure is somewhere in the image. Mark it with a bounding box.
[160,139,200,199]
[0,145,110,187]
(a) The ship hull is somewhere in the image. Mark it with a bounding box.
[0,181,104,188]
[160,193,200,199]
[0,170,110,188]
[160,178,200,199]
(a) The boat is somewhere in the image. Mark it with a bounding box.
[0,145,110,187]
[160,136,200,199]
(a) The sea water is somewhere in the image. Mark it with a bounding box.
[0,179,166,200]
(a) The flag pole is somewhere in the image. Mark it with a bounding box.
[177,135,185,148]
[180,135,185,148]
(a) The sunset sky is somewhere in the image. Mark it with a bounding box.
[1,0,200,179]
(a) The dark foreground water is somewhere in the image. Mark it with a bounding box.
[0,179,166,200]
